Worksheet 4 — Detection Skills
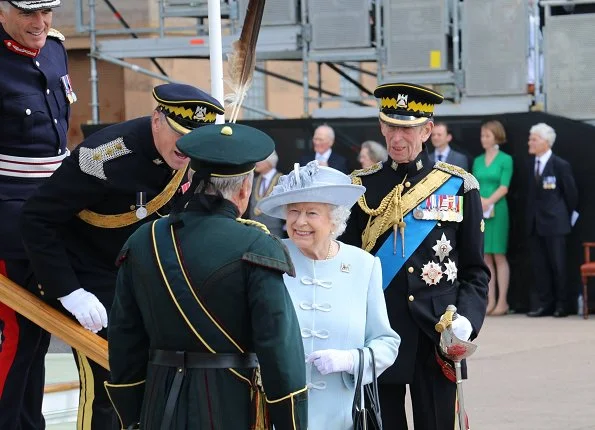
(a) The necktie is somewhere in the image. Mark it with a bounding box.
[260,178,268,195]
[534,159,540,182]
[437,154,443,162]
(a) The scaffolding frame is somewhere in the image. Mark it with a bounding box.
[76,0,543,124]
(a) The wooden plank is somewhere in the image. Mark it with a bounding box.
[0,274,109,370]
[44,381,80,394]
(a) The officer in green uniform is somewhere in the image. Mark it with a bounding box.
[342,83,489,430]
[20,83,224,429]
[106,123,308,430]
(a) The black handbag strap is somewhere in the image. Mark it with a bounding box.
[365,348,382,421]
[352,348,365,419]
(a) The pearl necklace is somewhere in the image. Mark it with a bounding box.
[326,240,334,260]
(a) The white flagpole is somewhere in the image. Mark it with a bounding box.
[208,0,225,124]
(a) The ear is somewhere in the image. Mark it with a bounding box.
[420,122,434,142]
[239,175,252,200]
[446,133,453,143]
[151,110,162,134]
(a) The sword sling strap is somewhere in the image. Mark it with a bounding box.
[76,167,187,228]
[150,218,269,430]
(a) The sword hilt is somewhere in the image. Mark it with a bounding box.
[435,304,457,333]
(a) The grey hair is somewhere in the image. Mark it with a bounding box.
[196,171,254,200]
[316,124,335,143]
[329,205,351,238]
[0,2,11,13]
[264,150,278,168]
[530,122,556,147]
[361,140,388,163]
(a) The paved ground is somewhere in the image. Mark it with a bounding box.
[462,313,595,430]
[47,313,595,429]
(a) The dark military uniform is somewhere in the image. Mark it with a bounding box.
[20,84,224,429]
[106,123,308,430]
[342,83,489,430]
[0,5,71,427]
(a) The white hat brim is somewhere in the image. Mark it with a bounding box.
[256,184,365,219]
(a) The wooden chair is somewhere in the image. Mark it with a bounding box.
[580,242,595,319]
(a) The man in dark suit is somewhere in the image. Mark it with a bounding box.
[299,124,349,173]
[429,122,469,170]
[526,122,578,318]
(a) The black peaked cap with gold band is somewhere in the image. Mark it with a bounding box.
[152,83,225,135]
[176,123,275,177]
[1,0,61,10]
[374,82,444,128]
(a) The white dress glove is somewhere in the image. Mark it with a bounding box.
[58,288,108,333]
[306,349,355,375]
[451,314,473,341]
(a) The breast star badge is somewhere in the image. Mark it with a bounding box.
[444,259,458,283]
[432,233,452,262]
[421,261,443,285]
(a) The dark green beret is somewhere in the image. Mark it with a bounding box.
[176,123,275,177]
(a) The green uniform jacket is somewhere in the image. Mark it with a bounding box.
[106,199,308,429]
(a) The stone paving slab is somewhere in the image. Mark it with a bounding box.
[46,314,595,429]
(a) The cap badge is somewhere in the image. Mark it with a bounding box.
[194,106,207,120]
[396,93,408,109]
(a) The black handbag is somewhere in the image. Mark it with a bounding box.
[352,347,383,430]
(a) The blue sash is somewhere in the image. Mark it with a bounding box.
[376,176,463,290]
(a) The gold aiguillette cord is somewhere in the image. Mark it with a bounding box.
[392,175,408,257]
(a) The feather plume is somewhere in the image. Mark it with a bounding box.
[225,0,266,123]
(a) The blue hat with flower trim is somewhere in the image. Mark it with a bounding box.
[256,161,366,219]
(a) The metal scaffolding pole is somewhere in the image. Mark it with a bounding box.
[452,0,462,103]
[89,0,100,124]
[301,0,310,116]
[91,53,285,119]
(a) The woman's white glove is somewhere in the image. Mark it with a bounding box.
[58,288,108,333]
[306,349,354,375]
[451,315,473,341]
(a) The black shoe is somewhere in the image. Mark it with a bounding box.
[527,307,553,317]
[553,308,568,318]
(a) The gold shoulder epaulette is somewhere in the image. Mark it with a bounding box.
[48,28,65,42]
[350,162,383,178]
[236,218,270,234]
[434,161,479,193]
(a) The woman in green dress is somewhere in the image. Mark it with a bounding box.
[472,120,513,316]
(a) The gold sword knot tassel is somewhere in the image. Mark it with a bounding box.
[392,181,406,256]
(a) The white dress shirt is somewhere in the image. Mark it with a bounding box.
[435,146,451,162]
[535,149,552,176]
[259,168,277,195]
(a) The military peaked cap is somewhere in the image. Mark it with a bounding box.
[152,83,225,135]
[374,82,444,127]
[1,0,61,10]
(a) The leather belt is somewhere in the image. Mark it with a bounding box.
[151,350,258,430]
[150,350,259,369]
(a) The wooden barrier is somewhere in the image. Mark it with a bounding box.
[0,274,109,370]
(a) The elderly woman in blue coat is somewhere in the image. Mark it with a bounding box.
[257,161,400,429]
